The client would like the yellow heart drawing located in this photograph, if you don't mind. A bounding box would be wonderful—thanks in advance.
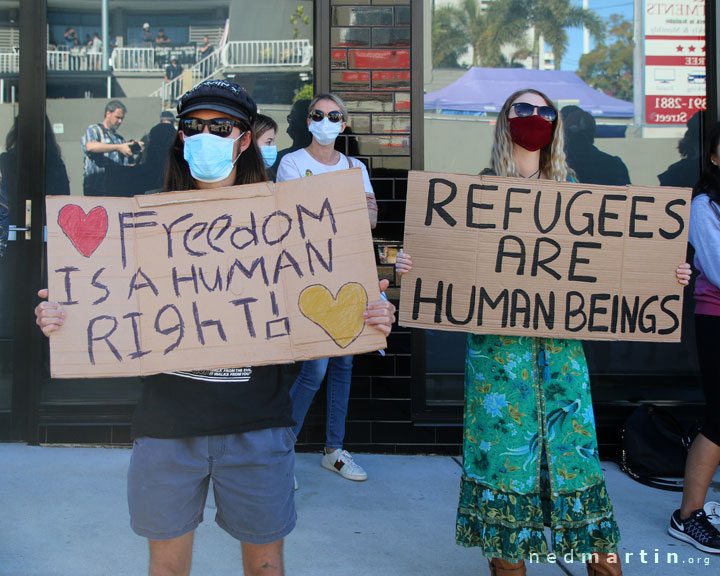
[298,283,368,348]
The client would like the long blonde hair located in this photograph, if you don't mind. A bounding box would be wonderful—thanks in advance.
[488,89,569,182]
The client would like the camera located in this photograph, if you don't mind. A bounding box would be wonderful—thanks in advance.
[129,140,142,154]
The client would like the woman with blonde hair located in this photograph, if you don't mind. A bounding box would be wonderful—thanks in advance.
[397,88,691,576]
[277,92,378,485]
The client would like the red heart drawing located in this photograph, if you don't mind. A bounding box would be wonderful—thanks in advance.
[58,205,109,258]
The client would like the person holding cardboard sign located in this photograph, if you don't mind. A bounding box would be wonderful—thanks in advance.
[276,93,378,485]
[35,80,396,576]
[668,122,720,554]
[396,89,691,576]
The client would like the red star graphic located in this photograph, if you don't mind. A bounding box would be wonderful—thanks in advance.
[688,45,696,52]
[676,45,684,52]
[702,45,706,52]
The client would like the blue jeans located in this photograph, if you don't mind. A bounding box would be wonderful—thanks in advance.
[289,355,353,450]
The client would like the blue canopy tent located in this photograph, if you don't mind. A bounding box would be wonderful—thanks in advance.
[424,67,634,119]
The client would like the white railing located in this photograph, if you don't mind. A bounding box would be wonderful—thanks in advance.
[47,50,104,72]
[110,47,157,72]
[149,40,312,109]
[0,40,313,75]
[149,49,223,108]
[153,75,185,107]
[195,49,222,82]
[1,50,104,73]
[223,39,312,68]
[0,52,19,74]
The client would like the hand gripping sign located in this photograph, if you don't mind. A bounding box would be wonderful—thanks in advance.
[399,172,691,342]
[46,169,385,378]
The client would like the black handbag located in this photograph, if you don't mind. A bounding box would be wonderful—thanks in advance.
[620,404,695,492]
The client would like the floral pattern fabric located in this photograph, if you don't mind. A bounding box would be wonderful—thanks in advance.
[456,334,620,562]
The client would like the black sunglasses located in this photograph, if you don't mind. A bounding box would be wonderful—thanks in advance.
[179,117,244,138]
[511,102,557,122]
[308,109,344,123]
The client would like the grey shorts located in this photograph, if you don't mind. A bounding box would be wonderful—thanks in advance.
[127,428,296,544]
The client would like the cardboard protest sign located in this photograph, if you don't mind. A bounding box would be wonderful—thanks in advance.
[399,171,691,342]
[46,169,385,378]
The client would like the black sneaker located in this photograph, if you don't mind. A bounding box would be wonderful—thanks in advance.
[668,509,720,553]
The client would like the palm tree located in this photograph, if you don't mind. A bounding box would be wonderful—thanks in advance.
[432,4,472,67]
[453,0,532,68]
[530,0,604,69]
[476,0,534,67]
[432,0,602,71]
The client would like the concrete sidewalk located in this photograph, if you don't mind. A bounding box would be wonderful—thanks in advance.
[1,444,719,576]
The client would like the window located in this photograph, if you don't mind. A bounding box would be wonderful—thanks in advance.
[418,0,707,416]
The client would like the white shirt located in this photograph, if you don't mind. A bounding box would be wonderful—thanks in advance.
[276,148,374,196]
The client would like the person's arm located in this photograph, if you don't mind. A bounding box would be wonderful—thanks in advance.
[689,197,720,288]
[364,279,396,336]
[83,126,133,156]
[395,250,412,276]
[675,263,691,285]
[352,158,378,229]
[85,139,133,156]
[35,289,65,337]
[366,193,378,229]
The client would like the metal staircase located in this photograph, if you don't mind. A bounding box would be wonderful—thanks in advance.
[149,39,313,110]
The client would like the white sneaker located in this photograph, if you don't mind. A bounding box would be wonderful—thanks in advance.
[321,449,367,481]
[704,501,720,525]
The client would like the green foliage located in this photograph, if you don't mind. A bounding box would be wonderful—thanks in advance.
[530,0,604,70]
[293,83,313,103]
[430,0,602,70]
[478,0,533,67]
[290,5,310,40]
[578,14,633,101]
[432,6,471,67]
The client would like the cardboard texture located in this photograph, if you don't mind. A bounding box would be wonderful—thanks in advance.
[46,169,385,378]
[399,172,691,342]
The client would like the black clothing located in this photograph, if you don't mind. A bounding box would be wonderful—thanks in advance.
[565,141,631,186]
[165,63,184,81]
[658,156,702,188]
[696,314,720,447]
[132,365,297,439]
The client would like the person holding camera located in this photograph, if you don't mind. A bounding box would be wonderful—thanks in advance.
[81,99,143,196]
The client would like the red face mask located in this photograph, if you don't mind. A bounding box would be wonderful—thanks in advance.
[508,115,553,152]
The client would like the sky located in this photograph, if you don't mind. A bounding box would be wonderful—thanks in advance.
[562,0,635,71]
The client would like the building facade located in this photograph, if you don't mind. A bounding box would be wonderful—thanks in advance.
[1,0,718,458]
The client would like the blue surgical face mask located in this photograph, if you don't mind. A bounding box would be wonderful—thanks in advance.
[182,132,245,183]
[309,118,343,146]
[260,145,277,167]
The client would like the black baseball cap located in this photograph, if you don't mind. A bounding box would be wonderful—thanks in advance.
[176,80,257,124]
[160,110,175,122]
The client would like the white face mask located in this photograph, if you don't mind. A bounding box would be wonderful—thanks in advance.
[260,145,277,167]
[309,118,343,146]
[182,132,244,183]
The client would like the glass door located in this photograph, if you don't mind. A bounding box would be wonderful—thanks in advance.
[30,0,314,443]
[0,1,20,440]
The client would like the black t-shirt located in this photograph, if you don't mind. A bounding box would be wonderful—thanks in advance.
[132,364,297,439]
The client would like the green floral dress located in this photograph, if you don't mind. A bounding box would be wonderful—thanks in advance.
[456,334,620,562]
